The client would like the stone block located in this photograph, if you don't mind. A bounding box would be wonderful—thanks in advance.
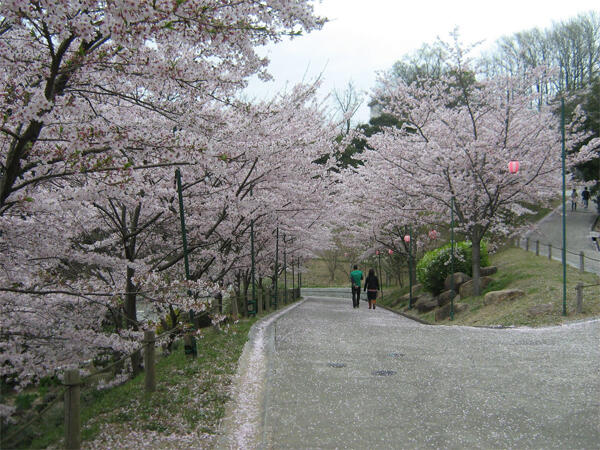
[444,272,471,291]
[483,289,525,305]
[527,303,553,317]
[480,266,498,276]
[437,289,457,307]
[459,277,493,298]
[411,284,423,296]
[414,292,437,313]
[435,302,468,321]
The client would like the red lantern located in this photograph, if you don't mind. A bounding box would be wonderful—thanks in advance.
[388,249,393,255]
[508,160,519,174]
[375,250,379,255]
[428,230,438,240]
[404,235,410,243]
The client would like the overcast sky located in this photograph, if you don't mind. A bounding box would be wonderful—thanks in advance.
[244,0,599,124]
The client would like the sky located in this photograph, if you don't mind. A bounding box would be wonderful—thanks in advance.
[244,0,599,124]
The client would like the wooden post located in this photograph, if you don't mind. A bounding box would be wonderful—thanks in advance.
[144,331,156,393]
[576,282,584,313]
[548,243,552,260]
[535,240,540,256]
[265,288,271,312]
[241,294,247,318]
[184,333,196,358]
[579,252,584,273]
[64,369,81,450]
[257,289,263,314]
[525,237,530,251]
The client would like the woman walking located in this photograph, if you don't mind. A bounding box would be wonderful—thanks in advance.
[363,268,380,310]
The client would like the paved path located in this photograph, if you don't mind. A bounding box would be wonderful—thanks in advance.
[220,294,600,449]
[520,206,600,275]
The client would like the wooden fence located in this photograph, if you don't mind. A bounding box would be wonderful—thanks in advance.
[3,288,302,449]
[516,237,600,311]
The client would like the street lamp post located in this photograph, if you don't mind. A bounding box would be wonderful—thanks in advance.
[376,250,384,300]
[387,249,394,289]
[297,257,301,297]
[274,227,279,309]
[250,210,256,317]
[404,229,412,309]
[561,98,567,316]
[450,196,455,321]
[291,256,295,299]
[283,234,287,304]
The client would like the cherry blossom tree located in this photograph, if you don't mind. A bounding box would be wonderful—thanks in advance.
[0,0,334,421]
[352,40,594,296]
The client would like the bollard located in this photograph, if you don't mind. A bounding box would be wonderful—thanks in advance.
[535,240,539,256]
[526,237,530,251]
[144,331,156,393]
[64,369,81,450]
[548,243,552,260]
[576,282,584,313]
[579,252,584,273]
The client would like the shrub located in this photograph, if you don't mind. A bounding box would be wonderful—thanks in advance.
[416,241,489,295]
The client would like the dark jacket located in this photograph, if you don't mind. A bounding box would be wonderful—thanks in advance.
[364,274,380,291]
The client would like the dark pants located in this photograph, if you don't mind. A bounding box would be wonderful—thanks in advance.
[352,285,361,308]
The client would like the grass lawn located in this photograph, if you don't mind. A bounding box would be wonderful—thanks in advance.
[302,257,408,289]
[4,318,258,449]
[384,247,600,327]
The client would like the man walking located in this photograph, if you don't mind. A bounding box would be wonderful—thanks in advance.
[581,187,590,209]
[350,265,363,309]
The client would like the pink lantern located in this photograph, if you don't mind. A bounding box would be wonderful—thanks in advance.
[388,249,393,255]
[375,250,380,255]
[404,235,410,243]
[428,230,438,240]
[508,160,519,174]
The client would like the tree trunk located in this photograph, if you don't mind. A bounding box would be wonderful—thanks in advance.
[471,228,483,296]
[125,266,138,330]
[230,274,240,319]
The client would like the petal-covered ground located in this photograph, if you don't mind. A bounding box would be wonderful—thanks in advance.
[221,294,600,449]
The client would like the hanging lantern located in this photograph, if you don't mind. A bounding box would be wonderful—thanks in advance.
[428,230,438,240]
[508,160,520,174]
[375,250,380,255]
[388,249,393,255]
[404,235,410,243]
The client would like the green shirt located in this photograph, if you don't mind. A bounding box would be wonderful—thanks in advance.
[350,270,363,287]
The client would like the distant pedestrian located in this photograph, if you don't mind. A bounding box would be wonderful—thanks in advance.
[363,268,380,310]
[349,265,363,308]
[581,187,590,209]
[571,189,578,211]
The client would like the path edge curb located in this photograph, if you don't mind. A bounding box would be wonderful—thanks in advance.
[377,303,433,325]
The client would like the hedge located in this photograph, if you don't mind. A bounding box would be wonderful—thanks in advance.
[416,241,489,295]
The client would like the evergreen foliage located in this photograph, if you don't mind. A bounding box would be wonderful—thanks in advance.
[416,241,489,295]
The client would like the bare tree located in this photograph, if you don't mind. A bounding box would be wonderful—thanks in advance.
[333,80,363,135]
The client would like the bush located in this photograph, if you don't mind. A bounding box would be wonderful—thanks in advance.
[416,241,489,295]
